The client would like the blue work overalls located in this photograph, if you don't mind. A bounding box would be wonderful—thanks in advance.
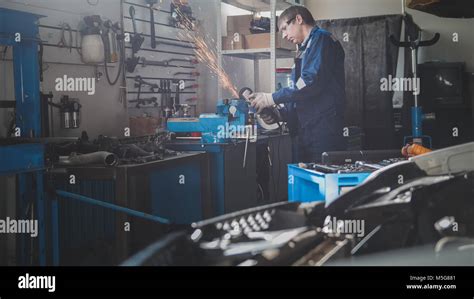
[273,26,347,163]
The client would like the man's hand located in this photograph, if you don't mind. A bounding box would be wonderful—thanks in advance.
[249,93,275,114]
[260,107,282,125]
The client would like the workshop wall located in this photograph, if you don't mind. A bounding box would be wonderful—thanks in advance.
[306,0,474,72]
[0,0,127,139]
[0,0,215,138]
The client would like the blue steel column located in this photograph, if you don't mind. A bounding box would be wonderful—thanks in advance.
[1,8,46,265]
[17,173,27,266]
[35,171,45,265]
[52,196,60,266]
[0,8,44,137]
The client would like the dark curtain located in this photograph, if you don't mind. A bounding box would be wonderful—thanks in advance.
[316,15,403,150]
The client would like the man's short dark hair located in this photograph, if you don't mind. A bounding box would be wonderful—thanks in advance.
[279,6,316,28]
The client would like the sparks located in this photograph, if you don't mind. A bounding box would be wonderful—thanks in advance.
[175,7,239,98]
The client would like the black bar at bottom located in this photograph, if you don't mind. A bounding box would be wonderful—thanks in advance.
[0,267,472,297]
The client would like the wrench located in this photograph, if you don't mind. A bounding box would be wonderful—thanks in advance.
[146,0,158,49]
[129,6,144,54]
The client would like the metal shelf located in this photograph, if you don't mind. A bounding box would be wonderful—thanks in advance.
[222,0,293,12]
[217,0,281,97]
[222,48,295,60]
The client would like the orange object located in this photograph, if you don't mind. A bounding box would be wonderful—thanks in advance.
[402,144,432,157]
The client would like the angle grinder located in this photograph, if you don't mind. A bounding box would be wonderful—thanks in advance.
[239,87,281,131]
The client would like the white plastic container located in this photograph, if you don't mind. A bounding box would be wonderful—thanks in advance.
[81,34,105,64]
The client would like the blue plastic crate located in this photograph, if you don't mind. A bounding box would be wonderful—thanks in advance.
[288,165,371,204]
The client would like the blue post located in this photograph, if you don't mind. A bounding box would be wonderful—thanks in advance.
[35,171,46,266]
[1,8,46,266]
[17,173,27,266]
[411,106,423,138]
[52,197,60,266]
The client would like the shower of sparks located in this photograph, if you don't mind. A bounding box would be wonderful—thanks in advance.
[176,6,239,98]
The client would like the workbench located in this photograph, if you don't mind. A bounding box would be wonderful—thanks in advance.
[167,140,257,215]
[167,133,292,215]
[51,152,210,265]
[256,133,292,203]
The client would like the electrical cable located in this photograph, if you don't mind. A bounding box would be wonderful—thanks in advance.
[103,40,123,85]
[103,26,124,86]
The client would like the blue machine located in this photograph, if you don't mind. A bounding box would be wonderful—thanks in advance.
[288,165,371,205]
[167,99,253,143]
[0,8,47,266]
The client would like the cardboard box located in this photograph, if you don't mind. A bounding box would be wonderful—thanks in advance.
[222,33,246,50]
[227,15,253,36]
[129,117,161,136]
[244,33,296,51]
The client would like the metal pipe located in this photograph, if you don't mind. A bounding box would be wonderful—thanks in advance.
[58,151,118,167]
[411,48,418,107]
[56,190,170,224]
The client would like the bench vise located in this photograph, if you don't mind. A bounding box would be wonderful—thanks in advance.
[167,98,255,144]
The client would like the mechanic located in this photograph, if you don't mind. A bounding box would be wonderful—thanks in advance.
[249,6,347,163]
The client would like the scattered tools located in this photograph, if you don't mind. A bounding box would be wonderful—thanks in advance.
[129,6,144,55]
[146,0,158,49]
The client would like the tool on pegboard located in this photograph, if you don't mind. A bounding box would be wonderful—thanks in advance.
[129,6,144,54]
[173,71,200,77]
[146,0,158,49]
